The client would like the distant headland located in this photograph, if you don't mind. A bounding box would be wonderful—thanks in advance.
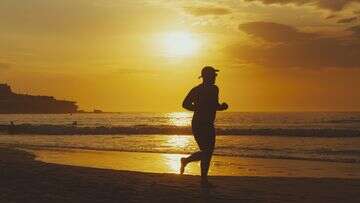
[0,83,78,114]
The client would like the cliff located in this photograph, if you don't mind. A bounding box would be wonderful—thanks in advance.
[0,84,78,114]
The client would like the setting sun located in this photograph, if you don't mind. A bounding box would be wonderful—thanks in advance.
[161,32,200,57]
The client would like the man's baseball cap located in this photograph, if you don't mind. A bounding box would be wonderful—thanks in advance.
[199,66,219,79]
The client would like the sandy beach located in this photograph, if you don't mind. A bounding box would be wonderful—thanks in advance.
[1,147,360,203]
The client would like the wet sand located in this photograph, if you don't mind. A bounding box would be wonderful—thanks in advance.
[29,148,360,179]
[1,147,360,202]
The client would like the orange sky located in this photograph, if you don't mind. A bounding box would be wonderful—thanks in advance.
[1,0,360,112]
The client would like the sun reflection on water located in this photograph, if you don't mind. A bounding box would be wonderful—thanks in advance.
[166,112,192,126]
[162,154,184,173]
[166,136,191,148]
[161,153,199,175]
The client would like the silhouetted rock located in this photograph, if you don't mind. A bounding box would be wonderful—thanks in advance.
[0,83,78,114]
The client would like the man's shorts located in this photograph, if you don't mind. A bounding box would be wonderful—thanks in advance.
[191,122,215,153]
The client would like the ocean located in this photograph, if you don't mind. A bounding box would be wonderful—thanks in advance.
[0,112,360,165]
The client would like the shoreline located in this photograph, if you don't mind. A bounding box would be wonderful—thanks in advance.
[1,147,360,202]
[27,147,360,179]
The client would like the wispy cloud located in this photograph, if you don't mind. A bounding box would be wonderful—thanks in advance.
[227,21,360,69]
[325,14,337,19]
[244,0,360,11]
[183,5,231,16]
[337,16,358,23]
[238,21,316,42]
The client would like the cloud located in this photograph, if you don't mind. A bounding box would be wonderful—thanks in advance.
[325,14,337,19]
[227,21,360,69]
[183,5,231,16]
[337,16,358,23]
[238,22,316,42]
[243,0,360,11]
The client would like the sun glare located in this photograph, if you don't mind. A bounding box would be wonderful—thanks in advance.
[161,32,200,57]
[167,112,192,126]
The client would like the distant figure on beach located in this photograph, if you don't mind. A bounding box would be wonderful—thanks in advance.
[180,66,228,187]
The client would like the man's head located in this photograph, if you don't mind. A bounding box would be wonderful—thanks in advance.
[199,66,219,85]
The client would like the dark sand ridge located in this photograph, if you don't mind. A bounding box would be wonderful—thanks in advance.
[1,147,360,203]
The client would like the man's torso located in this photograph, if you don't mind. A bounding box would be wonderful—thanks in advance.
[192,84,218,125]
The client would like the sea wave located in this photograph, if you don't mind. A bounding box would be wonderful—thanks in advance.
[326,118,360,124]
[1,124,360,137]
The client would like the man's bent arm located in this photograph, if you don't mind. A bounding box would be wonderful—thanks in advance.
[182,88,196,111]
[215,86,227,111]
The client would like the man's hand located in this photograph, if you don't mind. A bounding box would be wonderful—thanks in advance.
[219,102,228,111]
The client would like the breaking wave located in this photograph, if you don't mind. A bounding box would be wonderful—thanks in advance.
[1,124,360,137]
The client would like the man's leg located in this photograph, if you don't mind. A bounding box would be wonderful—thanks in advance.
[180,126,203,174]
[180,150,201,174]
[181,143,215,179]
[180,124,216,178]
[199,126,215,186]
[200,135,215,184]
[184,151,202,162]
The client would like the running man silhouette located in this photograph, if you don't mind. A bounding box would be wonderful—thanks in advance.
[180,66,228,187]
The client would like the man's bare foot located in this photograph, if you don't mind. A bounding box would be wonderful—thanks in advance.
[180,157,187,175]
